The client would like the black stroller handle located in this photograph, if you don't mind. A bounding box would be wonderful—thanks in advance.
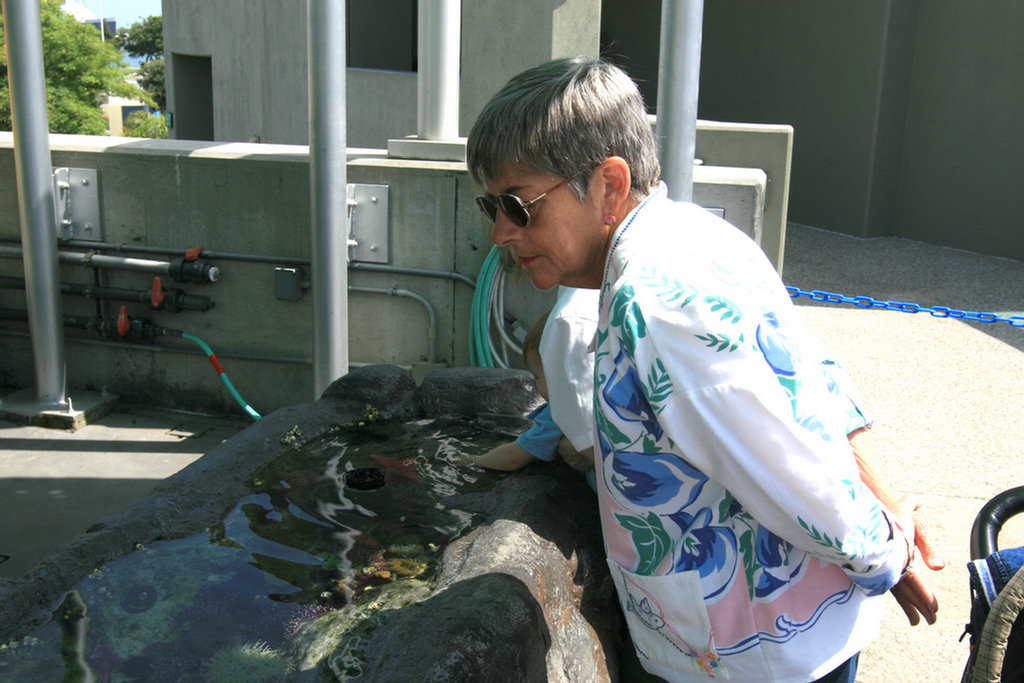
[970,485,1024,561]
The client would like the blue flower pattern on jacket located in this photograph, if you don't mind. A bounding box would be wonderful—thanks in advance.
[602,340,664,444]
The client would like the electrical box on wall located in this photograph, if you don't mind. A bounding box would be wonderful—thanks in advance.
[347,183,389,264]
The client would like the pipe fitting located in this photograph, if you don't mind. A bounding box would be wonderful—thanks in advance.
[169,258,221,284]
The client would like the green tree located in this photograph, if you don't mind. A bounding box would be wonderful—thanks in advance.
[123,110,167,139]
[0,0,149,135]
[114,15,162,63]
[138,57,165,110]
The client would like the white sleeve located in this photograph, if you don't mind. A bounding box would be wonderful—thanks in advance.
[539,288,599,451]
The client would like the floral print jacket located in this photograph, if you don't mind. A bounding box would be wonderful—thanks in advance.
[594,186,906,683]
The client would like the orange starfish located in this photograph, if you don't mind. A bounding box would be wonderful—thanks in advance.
[369,454,423,483]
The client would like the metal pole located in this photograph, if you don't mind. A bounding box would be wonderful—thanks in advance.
[2,0,69,409]
[308,0,349,397]
[656,0,704,203]
[417,0,461,140]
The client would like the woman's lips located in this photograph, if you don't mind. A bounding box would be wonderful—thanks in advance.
[519,255,537,267]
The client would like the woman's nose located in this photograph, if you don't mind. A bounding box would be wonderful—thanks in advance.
[490,214,522,247]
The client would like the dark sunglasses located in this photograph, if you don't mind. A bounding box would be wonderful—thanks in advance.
[475,167,588,228]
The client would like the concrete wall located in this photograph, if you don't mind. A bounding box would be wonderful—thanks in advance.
[696,1,918,242]
[163,0,312,145]
[690,0,1023,260]
[0,135,485,415]
[892,3,1024,257]
[459,0,601,136]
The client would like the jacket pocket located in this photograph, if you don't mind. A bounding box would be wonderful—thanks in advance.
[608,558,727,680]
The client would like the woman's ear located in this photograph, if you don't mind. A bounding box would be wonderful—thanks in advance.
[597,156,633,221]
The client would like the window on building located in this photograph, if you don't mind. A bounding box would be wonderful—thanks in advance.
[171,53,214,141]
[347,0,417,72]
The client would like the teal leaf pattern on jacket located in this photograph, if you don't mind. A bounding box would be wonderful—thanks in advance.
[615,511,672,575]
[645,358,672,412]
[798,517,849,560]
[705,295,742,323]
[639,267,698,308]
[609,285,646,356]
[696,332,744,353]
[797,479,889,569]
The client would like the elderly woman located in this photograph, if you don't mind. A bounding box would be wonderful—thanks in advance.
[467,57,938,683]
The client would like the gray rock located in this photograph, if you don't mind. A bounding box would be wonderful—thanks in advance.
[351,573,551,683]
[320,364,419,419]
[435,468,618,683]
[417,366,542,417]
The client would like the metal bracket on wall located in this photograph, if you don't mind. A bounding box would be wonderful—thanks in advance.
[52,167,102,242]
[347,183,389,264]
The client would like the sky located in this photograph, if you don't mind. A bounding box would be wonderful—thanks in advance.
[77,0,162,28]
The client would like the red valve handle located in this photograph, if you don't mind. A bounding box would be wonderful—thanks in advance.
[116,306,130,336]
[150,277,165,308]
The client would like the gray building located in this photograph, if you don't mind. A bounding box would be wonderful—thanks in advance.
[162,0,1024,260]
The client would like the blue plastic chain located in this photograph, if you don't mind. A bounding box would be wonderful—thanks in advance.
[785,286,1024,328]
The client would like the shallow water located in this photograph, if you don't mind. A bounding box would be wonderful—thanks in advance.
[0,417,510,682]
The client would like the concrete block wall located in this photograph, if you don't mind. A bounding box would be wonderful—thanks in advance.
[0,135,487,415]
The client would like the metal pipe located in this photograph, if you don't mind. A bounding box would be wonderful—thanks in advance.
[0,245,166,272]
[417,0,461,140]
[59,250,173,274]
[0,276,215,313]
[350,286,438,363]
[2,0,68,408]
[0,245,220,282]
[308,0,349,396]
[58,239,311,265]
[656,0,704,203]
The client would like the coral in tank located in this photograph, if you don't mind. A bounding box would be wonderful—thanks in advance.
[200,640,292,683]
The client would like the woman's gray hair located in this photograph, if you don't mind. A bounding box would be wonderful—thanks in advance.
[466,57,660,201]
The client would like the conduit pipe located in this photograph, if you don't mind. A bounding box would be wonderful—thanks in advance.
[417,0,461,140]
[2,0,68,408]
[308,0,349,396]
[656,0,704,202]
[349,286,437,363]
[56,240,478,288]
[351,262,475,288]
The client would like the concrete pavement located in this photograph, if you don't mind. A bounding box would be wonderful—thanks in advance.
[0,407,249,577]
[783,223,1024,683]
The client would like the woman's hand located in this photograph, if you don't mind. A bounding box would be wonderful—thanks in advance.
[848,429,943,626]
[889,494,943,625]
